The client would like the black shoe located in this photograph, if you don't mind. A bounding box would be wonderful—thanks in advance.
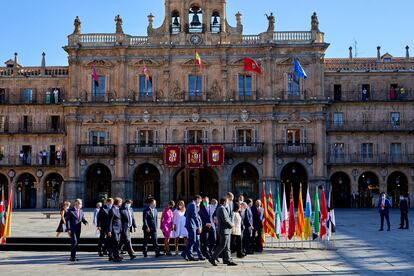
[198,256,206,261]
[70,258,76,262]
[143,252,148,258]
[155,252,162,258]
[208,258,218,266]
[98,253,104,257]
[108,257,114,261]
[405,227,409,229]
[130,255,136,260]
[187,256,197,261]
[215,258,220,263]
[166,252,172,256]
[398,226,403,229]
[387,228,390,231]
[379,229,383,231]
[181,252,188,261]
[227,261,238,266]
[237,254,245,258]
[120,251,126,255]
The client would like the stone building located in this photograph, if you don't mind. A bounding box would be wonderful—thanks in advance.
[0,0,413,208]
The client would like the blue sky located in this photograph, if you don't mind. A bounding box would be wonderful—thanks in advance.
[1,0,412,66]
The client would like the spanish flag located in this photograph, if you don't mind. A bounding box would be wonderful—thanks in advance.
[261,181,268,245]
[1,187,12,244]
[195,51,203,73]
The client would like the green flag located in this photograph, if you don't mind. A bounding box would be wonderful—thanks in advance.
[313,186,320,239]
[275,188,282,238]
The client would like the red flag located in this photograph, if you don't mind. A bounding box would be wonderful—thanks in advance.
[320,186,328,239]
[287,188,296,240]
[244,57,262,74]
[261,182,268,245]
[92,64,99,87]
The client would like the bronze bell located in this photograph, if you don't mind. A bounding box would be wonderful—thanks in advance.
[212,15,219,25]
[190,13,201,26]
[173,16,179,26]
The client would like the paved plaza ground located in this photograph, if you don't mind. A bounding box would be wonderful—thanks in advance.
[0,209,413,275]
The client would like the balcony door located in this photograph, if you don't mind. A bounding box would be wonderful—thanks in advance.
[89,131,107,146]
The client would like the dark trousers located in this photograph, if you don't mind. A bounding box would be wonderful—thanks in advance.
[98,230,108,254]
[380,212,390,230]
[231,234,243,257]
[400,212,409,228]
[252,228,263,252]
[143,231,159,254]
[109,232,121,260]
[211,233,231,263]
[200,226,216,258]
[120,229,134,256]
[242,228,252,253]
[70,229,81,260]
[185,229,202,258]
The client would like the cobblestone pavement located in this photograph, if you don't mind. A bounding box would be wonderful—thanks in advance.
[0,209,413,275]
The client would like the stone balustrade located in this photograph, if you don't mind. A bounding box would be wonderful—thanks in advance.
[0,67,68,77]
[325,58,414,72]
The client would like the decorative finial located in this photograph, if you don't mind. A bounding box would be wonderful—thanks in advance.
[115,14,123,34]
[73,16,81,34]
[14,52,18,67]
[377,46,381,61]
[311,12,319,32]
[406,45,410,60]
[349,46,353,60]
[41,52,46,67]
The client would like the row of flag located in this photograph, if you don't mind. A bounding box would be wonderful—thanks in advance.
[91,54,308,83]
[261,182,335,245]
[0,186,13,244]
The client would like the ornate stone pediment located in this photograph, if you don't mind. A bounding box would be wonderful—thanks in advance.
[278,111,311,124]
[181,59,210,67]
[230,118,261,124]
[277,57,311,66]
[230,58,245,66]
[83,119,114,125]
[129,59,162,67]
[130,119,162,125]
[84,60,114,68]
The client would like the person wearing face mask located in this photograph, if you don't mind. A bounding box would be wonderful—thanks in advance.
[97,197,114,257]
[160,200,175,255]
[251,199,264,253]
[399,195,409,229]
[107,197,123,262]
[208,199,218,251]
[66,198,88,262]
[120,199,137,260]
[142,199,161,257]
[183,195,204,261]
[377,193,391,231]
[199,196,215,259]
[171,200,188,255]
[242,199,254,255]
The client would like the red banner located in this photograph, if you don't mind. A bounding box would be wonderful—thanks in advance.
[185,145,204,168]
[164,145,181,167]
[207,145,225,167]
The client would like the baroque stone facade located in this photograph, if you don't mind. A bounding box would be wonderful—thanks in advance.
[0,0,413,208]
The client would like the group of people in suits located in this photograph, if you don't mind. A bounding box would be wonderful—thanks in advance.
[377,193,410,231]
[63,192,266,265]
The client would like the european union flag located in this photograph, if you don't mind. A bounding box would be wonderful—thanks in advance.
[294,58,308,79]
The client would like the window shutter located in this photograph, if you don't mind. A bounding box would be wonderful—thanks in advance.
[28,116,33,130]
[184,129,188,143]
[232,128,236,142]
[303,129,307,143]
[88,131,92,144]
[106,131,111,144]
[155,130,160,144]
[203,129,208,143]
[136,129,140,144]
[283,72,288,99]
[253,128,258,142]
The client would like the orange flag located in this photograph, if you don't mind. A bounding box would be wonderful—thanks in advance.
[261,181,268,245]
[296,184,305,239]
[1,187,12,244]
[195,51,203,73]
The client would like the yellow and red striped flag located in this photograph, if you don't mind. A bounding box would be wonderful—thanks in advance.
[267,188,276,238]
[296,184,305,239]
[1,187,12,244]
[261,181,268,245]
[195,51,203,73]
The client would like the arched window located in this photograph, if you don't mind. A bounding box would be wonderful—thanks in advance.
[189,5,203,33]
[171,10,180,34]
[211,11,220,33]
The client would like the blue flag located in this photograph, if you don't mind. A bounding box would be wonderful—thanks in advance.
[294,58,308,79]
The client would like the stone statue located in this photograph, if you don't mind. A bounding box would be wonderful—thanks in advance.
[115,15,123,34]
[311,12,319,32]
[172,80,182,99]
[265,13,275,32]
[73,16,81,34]
[209,79,221,99]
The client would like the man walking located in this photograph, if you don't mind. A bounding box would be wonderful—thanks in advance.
[183,195,204,261]
[242,199,254,254]
[120,199,137,259]
[399,195,409,229]
[66,199,88,262]
[142,199,161,257]
[378,193,391,231]
[96,197,113,257]
[209,197,237,266]
[108,197,123,262]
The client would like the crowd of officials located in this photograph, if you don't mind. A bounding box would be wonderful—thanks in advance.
[57,193,266,266]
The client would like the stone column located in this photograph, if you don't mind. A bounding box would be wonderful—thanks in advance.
[36,181,43,209]
[64,180,83,203]
[160,171,170,207]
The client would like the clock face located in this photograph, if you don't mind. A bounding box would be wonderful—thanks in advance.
[190,35,202,45]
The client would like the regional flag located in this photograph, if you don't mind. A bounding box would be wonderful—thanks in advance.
[296,184,305,240]
[294,58,308,79]
[327,185,336,240]
[313,186,320,240]
[92,64,99,87]
[195,51,203,73]
[0,187,4,240]
[275,188,282,238]
[266,188,276,238]
[1,187,12,244]
[320,186,328,239]
[281,184,288,237]
[261,181,268,245]
[304,186,312,240]
[287,188,295,240]
[244,57,262,74]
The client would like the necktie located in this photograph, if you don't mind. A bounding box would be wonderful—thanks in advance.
[76,209,80,220]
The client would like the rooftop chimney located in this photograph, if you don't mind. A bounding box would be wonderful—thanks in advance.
[349,46,353,61]
[41,52,46,67]
[14,52,18,67]
[377,46,381,61]
[406,45,410,60]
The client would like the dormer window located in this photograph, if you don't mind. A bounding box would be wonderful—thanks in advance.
[171,10,181,34]
[189,6,203,33]
[211,11,221,33]
[384,58,391,63]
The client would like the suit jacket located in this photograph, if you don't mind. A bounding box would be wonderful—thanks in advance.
[108,206,122,235]
[226,201,234,220]
[377,198,391,214]
[120,206,137,233]
[97,204,111,232]
[142,206,158,232]
[216,205,233,235]
[185,201,202,231]
[199,204,211,227]
[66,207,88,233]
[243,207,253,230]
[400,199,409,213]
[251,205,263,230]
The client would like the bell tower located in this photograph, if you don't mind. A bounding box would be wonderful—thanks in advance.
[147,0,243,45]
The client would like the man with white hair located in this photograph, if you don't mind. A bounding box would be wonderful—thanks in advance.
[66,199,89,262]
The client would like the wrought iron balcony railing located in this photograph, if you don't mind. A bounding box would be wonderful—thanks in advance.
[77,144,117,157]
[0,123,65,134]
[328,89,414,102]
[327,153,414,165]
[327,121,414,132]
[0,155,67,167]
[275,143,316,157]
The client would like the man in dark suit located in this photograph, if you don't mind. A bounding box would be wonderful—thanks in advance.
[142,199,161,257]
[66,198,88,262]
[97,197,113,257]
[242,199,254,254]
[120,199,137,259]
[183,195,204,261]
[251,199,264,252]
[226,192,235,219]
[399,195,409,229]
[108,197,123,262]
[209,197,237,266]
[199,196,215,259]
[378,193,391,231]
